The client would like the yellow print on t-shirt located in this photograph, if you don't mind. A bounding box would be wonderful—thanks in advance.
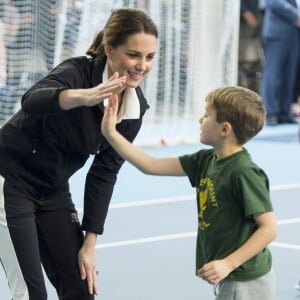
[197,178,218,230]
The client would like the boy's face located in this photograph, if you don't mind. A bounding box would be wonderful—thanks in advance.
[199,105,223,146]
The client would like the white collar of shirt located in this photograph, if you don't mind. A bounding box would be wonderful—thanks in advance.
[103,62,140,124]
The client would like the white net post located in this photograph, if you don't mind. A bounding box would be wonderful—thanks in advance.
[189,0,240,121]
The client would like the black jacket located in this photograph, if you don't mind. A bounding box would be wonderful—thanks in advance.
[0,56,149,234]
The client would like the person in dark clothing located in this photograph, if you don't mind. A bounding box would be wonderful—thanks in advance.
[261,0,300,125]
[0,7,158,300]
[238,0,264,94]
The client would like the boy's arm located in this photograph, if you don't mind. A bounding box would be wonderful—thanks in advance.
[198,211,277,284]
[101,95,186,176]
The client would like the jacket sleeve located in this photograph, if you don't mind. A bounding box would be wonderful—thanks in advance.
[81,118,143,234]
[21,57,90,117]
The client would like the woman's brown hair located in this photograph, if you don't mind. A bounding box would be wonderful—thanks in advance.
[86,8,158,58]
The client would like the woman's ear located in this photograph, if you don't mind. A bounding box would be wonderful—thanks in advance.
[104,45,112,57]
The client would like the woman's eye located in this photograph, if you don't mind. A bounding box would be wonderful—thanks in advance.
[127,53,138,57]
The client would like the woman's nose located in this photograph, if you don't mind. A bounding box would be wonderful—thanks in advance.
[137,58,146,71]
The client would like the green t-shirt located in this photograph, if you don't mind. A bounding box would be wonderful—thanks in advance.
[179,148,273,281]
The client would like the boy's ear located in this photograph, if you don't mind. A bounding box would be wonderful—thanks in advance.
[220,122,232,136]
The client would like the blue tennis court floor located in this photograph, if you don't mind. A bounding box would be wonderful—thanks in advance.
[0,123,300,299]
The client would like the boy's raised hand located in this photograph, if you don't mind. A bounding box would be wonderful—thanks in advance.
[101,94,119,138]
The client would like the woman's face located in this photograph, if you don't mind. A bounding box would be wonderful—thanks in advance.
[105,32,157,88]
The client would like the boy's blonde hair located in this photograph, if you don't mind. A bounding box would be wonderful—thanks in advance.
[206,86,266,145]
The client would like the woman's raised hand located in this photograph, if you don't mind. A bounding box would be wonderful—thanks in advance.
[82,72,126,107]
[59,72,126,110]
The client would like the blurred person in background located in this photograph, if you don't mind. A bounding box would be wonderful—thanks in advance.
[238,0,265,93]
[0,0,34,125]
[0,19,7,91]
[261,0,300,126]
[0,0,20,125]
[291,0,300,117]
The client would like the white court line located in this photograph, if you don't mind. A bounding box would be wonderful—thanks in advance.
[109,194,194,209]
[96,232,197,249]
[278,218,300,225]
[96,218,300,250]
[77,182,300,250]
[271,242,300,250]
[270,182,300,191]
[77,195,193,213]
[77,182,300,213]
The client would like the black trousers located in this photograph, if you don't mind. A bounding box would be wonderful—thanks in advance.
[0,177,94,300]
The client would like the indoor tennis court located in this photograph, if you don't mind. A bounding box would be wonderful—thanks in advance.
[1,1,299,299]
[1,122,299,300]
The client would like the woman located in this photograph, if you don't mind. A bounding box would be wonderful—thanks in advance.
[0,7,158,300]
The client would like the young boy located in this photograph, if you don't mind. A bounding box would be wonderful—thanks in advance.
[101,86,278,300]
